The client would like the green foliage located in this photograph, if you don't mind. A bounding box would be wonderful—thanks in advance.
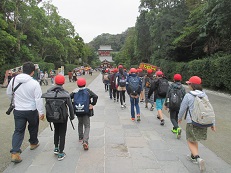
[37,62,55,73]
[64,64,77,74]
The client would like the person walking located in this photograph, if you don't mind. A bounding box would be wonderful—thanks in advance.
[49,70,55,85]
[127,68,142,121]
[116,65,128,109]
[68,71,73,82]
[109,68,119,102]
[6,62,44,163]
[70,78,98,150]
[42,75,75,161]
[178,76,216,172]
[164,74,186,139]
[148,71,169,126]
[143,69,155,110]
[137,68,145,103]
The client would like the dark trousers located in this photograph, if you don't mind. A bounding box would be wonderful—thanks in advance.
[53,119,68,153]
[112,89,118,100]
[120,90,126,105]
[104,83,109,91]
[170,110,179,129]
[11,110,39,153]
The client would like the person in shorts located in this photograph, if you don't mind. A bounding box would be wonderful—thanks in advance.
[178,76,216,172]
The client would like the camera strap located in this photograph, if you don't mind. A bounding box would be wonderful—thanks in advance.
[10,77,22,104]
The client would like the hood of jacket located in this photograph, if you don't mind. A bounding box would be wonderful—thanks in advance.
[190,90,206,97]
[129,73,137,77]
[14,73,33,83]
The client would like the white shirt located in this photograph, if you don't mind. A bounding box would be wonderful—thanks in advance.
[6,73,44,115]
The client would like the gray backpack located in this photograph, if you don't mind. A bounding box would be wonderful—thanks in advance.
[189,94,215,127]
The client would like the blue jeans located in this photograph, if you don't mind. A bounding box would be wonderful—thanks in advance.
[130,96,140,118]
[11,110,39,153]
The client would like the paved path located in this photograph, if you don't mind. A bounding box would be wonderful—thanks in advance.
[4,74,231,173]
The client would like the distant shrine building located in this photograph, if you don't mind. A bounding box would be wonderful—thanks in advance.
[98,45,114,68]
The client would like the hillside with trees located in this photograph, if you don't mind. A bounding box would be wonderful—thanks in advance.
[0,0,99,83]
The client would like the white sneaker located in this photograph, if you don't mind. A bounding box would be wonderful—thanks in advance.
[121,105,125,109]
[197,158,206,172]
[123,103,126,108]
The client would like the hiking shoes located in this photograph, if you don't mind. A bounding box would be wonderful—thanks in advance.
[54,148,59,155]
[30,143,40,150]
[58,152,66,161]
[11,153,22,163]
[160,119,165,126]
[176,128,182,139]
[137,116,141,122]
[83,142,89,150]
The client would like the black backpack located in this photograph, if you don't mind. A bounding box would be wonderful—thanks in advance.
[157,78,169,97]
[45,98,67,123]
[168,86,184,111]
[118,74,127,87]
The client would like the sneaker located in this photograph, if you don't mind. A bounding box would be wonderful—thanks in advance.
[131,117,135,121]
[117,99,119,102]
[83,142,89,150]
[197,158,206,172]
[11,153,22,163]
[137,116,141,122]
[58,152,66,161]
[150,105,154,111]
[145,105,148,108]
[79,137,83,142]
[54,148,59,155]
[140,100,144,103]
[123,103,126,108]
[157,116,160,120]
[171,128,177,133]
[30,143,40,150]
[121,105,125,109]
[114,98,116,102]
[187,154,198,164]
[176,128,182,139]
[160,119,165,126]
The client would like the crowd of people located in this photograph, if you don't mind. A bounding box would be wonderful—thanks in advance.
[101,64,216,172]
[6,61,216,172]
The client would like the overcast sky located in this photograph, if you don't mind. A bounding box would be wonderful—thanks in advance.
[47,0,140,43]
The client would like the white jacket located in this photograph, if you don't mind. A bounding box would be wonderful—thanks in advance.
[6,73,44,115]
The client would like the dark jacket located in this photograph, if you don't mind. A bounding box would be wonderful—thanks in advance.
[42,85,75,120]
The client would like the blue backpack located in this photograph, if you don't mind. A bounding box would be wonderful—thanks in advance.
[73,89,90,115]
[128,76,140,96]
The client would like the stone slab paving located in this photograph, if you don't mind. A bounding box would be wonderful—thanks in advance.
[4,74,231,173]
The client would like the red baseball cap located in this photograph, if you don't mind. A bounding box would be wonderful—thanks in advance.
[130,68,137,73]
[147,69,152,74]
[77,78,86,87]
[55,75,65,85]
[156,71,163,76]
[186,76,202,84]
[174,74,182,81]
[118,65,123,69]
